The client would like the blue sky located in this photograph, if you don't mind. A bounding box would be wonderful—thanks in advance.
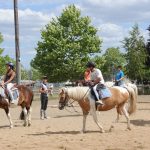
[0,0,150,69]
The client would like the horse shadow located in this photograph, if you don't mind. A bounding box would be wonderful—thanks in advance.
[27,130,101,136]
[53,114,82,118]
[130,119,150,127]
[0,125,10,129]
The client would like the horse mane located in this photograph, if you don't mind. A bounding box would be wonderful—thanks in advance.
[62,86,90,101]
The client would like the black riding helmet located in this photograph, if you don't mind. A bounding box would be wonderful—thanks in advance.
[42,76,48,80]
[6,62,14,70]
[86,61,96,68]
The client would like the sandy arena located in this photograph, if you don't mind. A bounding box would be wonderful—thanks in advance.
[0,95,150,150]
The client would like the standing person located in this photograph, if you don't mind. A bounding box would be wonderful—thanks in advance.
[39,76,49,119]
[0,62,17,104]
[115,65,125,87]
[86,61,105,105]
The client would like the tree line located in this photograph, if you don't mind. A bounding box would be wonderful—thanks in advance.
[0,5,150,83]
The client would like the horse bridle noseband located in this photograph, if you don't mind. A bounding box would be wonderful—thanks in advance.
[59,92,69,108]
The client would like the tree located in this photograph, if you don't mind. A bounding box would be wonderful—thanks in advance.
[31,5,102,82]
[0,33,14,76]
[146,25,150,67]
[102,47,126,80]
[144,25,150,82]
[30,68,42,81]
[122,24,147,81]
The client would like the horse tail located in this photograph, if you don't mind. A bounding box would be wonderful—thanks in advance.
[126,86,136,115]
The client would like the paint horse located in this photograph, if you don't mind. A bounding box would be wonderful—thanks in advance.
[59,86,137,133]
[0,85,33,128]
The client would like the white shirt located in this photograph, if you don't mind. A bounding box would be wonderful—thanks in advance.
[90,68,105,84]
[41,83,48,94]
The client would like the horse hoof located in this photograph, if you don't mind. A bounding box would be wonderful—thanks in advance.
[23,123,27,127]
[28,123,31,127]
[100,130,105,133]
[10,125,13,129]
[127,127,131,131]
[80,130,85,134]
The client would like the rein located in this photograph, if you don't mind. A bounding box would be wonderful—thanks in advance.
[82,87,90,102]
[64,99,80,113]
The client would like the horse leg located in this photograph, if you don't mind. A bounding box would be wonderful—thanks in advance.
[115,107,120,123]
[122,105,131,130]
[27,107,32,126]
[90,100,104,133]
[115,113,120,123]
[109,106,122,132]
[4,107,13,128]
[23,107,28,126]
[81,113,88,133]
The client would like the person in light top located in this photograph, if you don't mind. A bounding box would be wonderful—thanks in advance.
[39,76,49,119]
[86,62,105,105]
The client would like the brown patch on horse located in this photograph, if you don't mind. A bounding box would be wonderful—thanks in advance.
[0,96,10,109]
[97,87,129,112]
[17,85,33,106]
[78,99,90,115]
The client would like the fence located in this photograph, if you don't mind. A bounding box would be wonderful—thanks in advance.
[137,85,150,95]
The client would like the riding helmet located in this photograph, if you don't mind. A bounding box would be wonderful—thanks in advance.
[6,62,14,69]
[86,61,96,68]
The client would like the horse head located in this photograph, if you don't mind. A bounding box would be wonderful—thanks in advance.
[58,87,69,110]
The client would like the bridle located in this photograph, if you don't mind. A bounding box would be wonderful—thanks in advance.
[59,92,69,110]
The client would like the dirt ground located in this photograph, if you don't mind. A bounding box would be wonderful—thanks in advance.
[0,95,150,150]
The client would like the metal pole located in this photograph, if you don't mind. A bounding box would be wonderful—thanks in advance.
[14,0,21,85]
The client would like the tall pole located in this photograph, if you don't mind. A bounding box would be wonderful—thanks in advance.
[14,0,21,85]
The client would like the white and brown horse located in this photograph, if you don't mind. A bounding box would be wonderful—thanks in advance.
[59,86,137,133]
[0,95,13,128]
[0,85,33,128]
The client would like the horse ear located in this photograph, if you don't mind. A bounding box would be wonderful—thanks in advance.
[61,89,65,94]
[60,88,65,94]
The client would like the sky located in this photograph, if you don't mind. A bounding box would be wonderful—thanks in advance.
[0,0,150,69]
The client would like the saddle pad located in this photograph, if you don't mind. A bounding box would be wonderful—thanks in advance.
[99,87,112,99]
[0,87,6,97]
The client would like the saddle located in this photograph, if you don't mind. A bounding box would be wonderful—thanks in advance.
[0,86,19,104]
[91,83,112,100]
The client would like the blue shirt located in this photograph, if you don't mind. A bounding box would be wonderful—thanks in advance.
[115,70,124,80]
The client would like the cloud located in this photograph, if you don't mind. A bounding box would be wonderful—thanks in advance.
[82,0,150,23]
[0,0,150,69]
[97,23,127,51]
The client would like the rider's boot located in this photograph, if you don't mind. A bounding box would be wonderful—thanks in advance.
[40,109,44,120]
[43,110,49,119]
[96,99,103,105]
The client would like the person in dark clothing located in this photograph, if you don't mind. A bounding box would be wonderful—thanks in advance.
[39,76,49,119]
[0,62,18,104]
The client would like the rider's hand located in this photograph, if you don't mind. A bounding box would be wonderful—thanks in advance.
[88,81,94,87]
[0,81,4,87]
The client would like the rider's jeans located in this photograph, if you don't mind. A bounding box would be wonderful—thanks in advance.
[92,84,100,101]
[6,83,15,101]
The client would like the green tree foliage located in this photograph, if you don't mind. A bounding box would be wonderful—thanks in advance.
[102,47,126,80]
[146,25,150,67]
[122,24,148,81]
[21,66,29,80]
[31,5,102,82]
[0,33,14,76]
[30,68,42,81]
[145,25,150,81]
